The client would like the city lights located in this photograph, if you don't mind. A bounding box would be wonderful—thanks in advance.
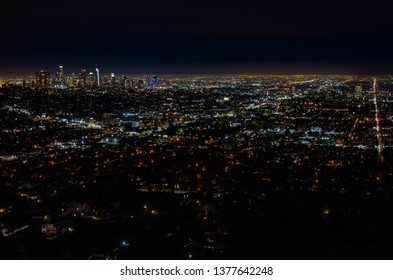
[1,73,393,260]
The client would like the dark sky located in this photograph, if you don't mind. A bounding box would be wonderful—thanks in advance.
[1,0,393,75]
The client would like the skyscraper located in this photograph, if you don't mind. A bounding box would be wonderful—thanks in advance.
[53,66,66,88]
[57,66,65,84]
[66,75,74,88]
[152,75,158,87]
[137,79,144,89]
[146,74,152,89]
[88,72,95,87]
[69,73,78,88]
[79,69,87,87]
[95,66,100,87]
[122,76,128,89]
[111,73,116,85]
[35,70,50,88]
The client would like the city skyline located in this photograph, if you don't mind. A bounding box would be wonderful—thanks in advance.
[2,75,393,259]
[3,65,393,80]
[3,0,393,261]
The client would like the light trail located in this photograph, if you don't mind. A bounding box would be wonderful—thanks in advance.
[349,117,358,141]
[2,225,29,237]
[373,78,383,159]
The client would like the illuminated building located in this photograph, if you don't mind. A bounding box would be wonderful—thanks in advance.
[152,75,158,87]
[146,74,152,89]
[88,72,95,87]
[66,76,72,87]
[57,66,65,85]
[122,76,128,88]
[35,70,50,88]
[95,66,100,87]
[111,73,116,85]
[70,73,78,87]
[137,79,144,89]
[79,69,87,86]
[53,66,67,88]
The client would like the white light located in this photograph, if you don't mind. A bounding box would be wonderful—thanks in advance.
[96,67,100,86]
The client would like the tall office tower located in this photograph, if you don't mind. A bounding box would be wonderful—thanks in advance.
[137,79,144,89]
[57,66,65,85]
[111,73,116,85]
[146,74,152,89]
[79,69,87,86]
[35,70,51,88]
[152,75,158,87]
[66,76,73,87]
[71,73,78,87]
[95,66,100,86]
[88,72,95,87]
[122,76,128,88]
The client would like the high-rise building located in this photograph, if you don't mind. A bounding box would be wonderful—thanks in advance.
[70,73,78,88]
[67,75,73,88]
[122,76,128,89]
[57,66,65,84]
[137,79,144,89]
[79,69,87,87]
[35,70,50,88]
[88,72,95,87]
[146,74,152,89]
[54,66,66,88]
[111,73,116,85]
[152,75,158,87]
[95,66,100,87]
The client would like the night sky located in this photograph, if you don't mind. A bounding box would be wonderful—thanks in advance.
[1,0,393,75]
